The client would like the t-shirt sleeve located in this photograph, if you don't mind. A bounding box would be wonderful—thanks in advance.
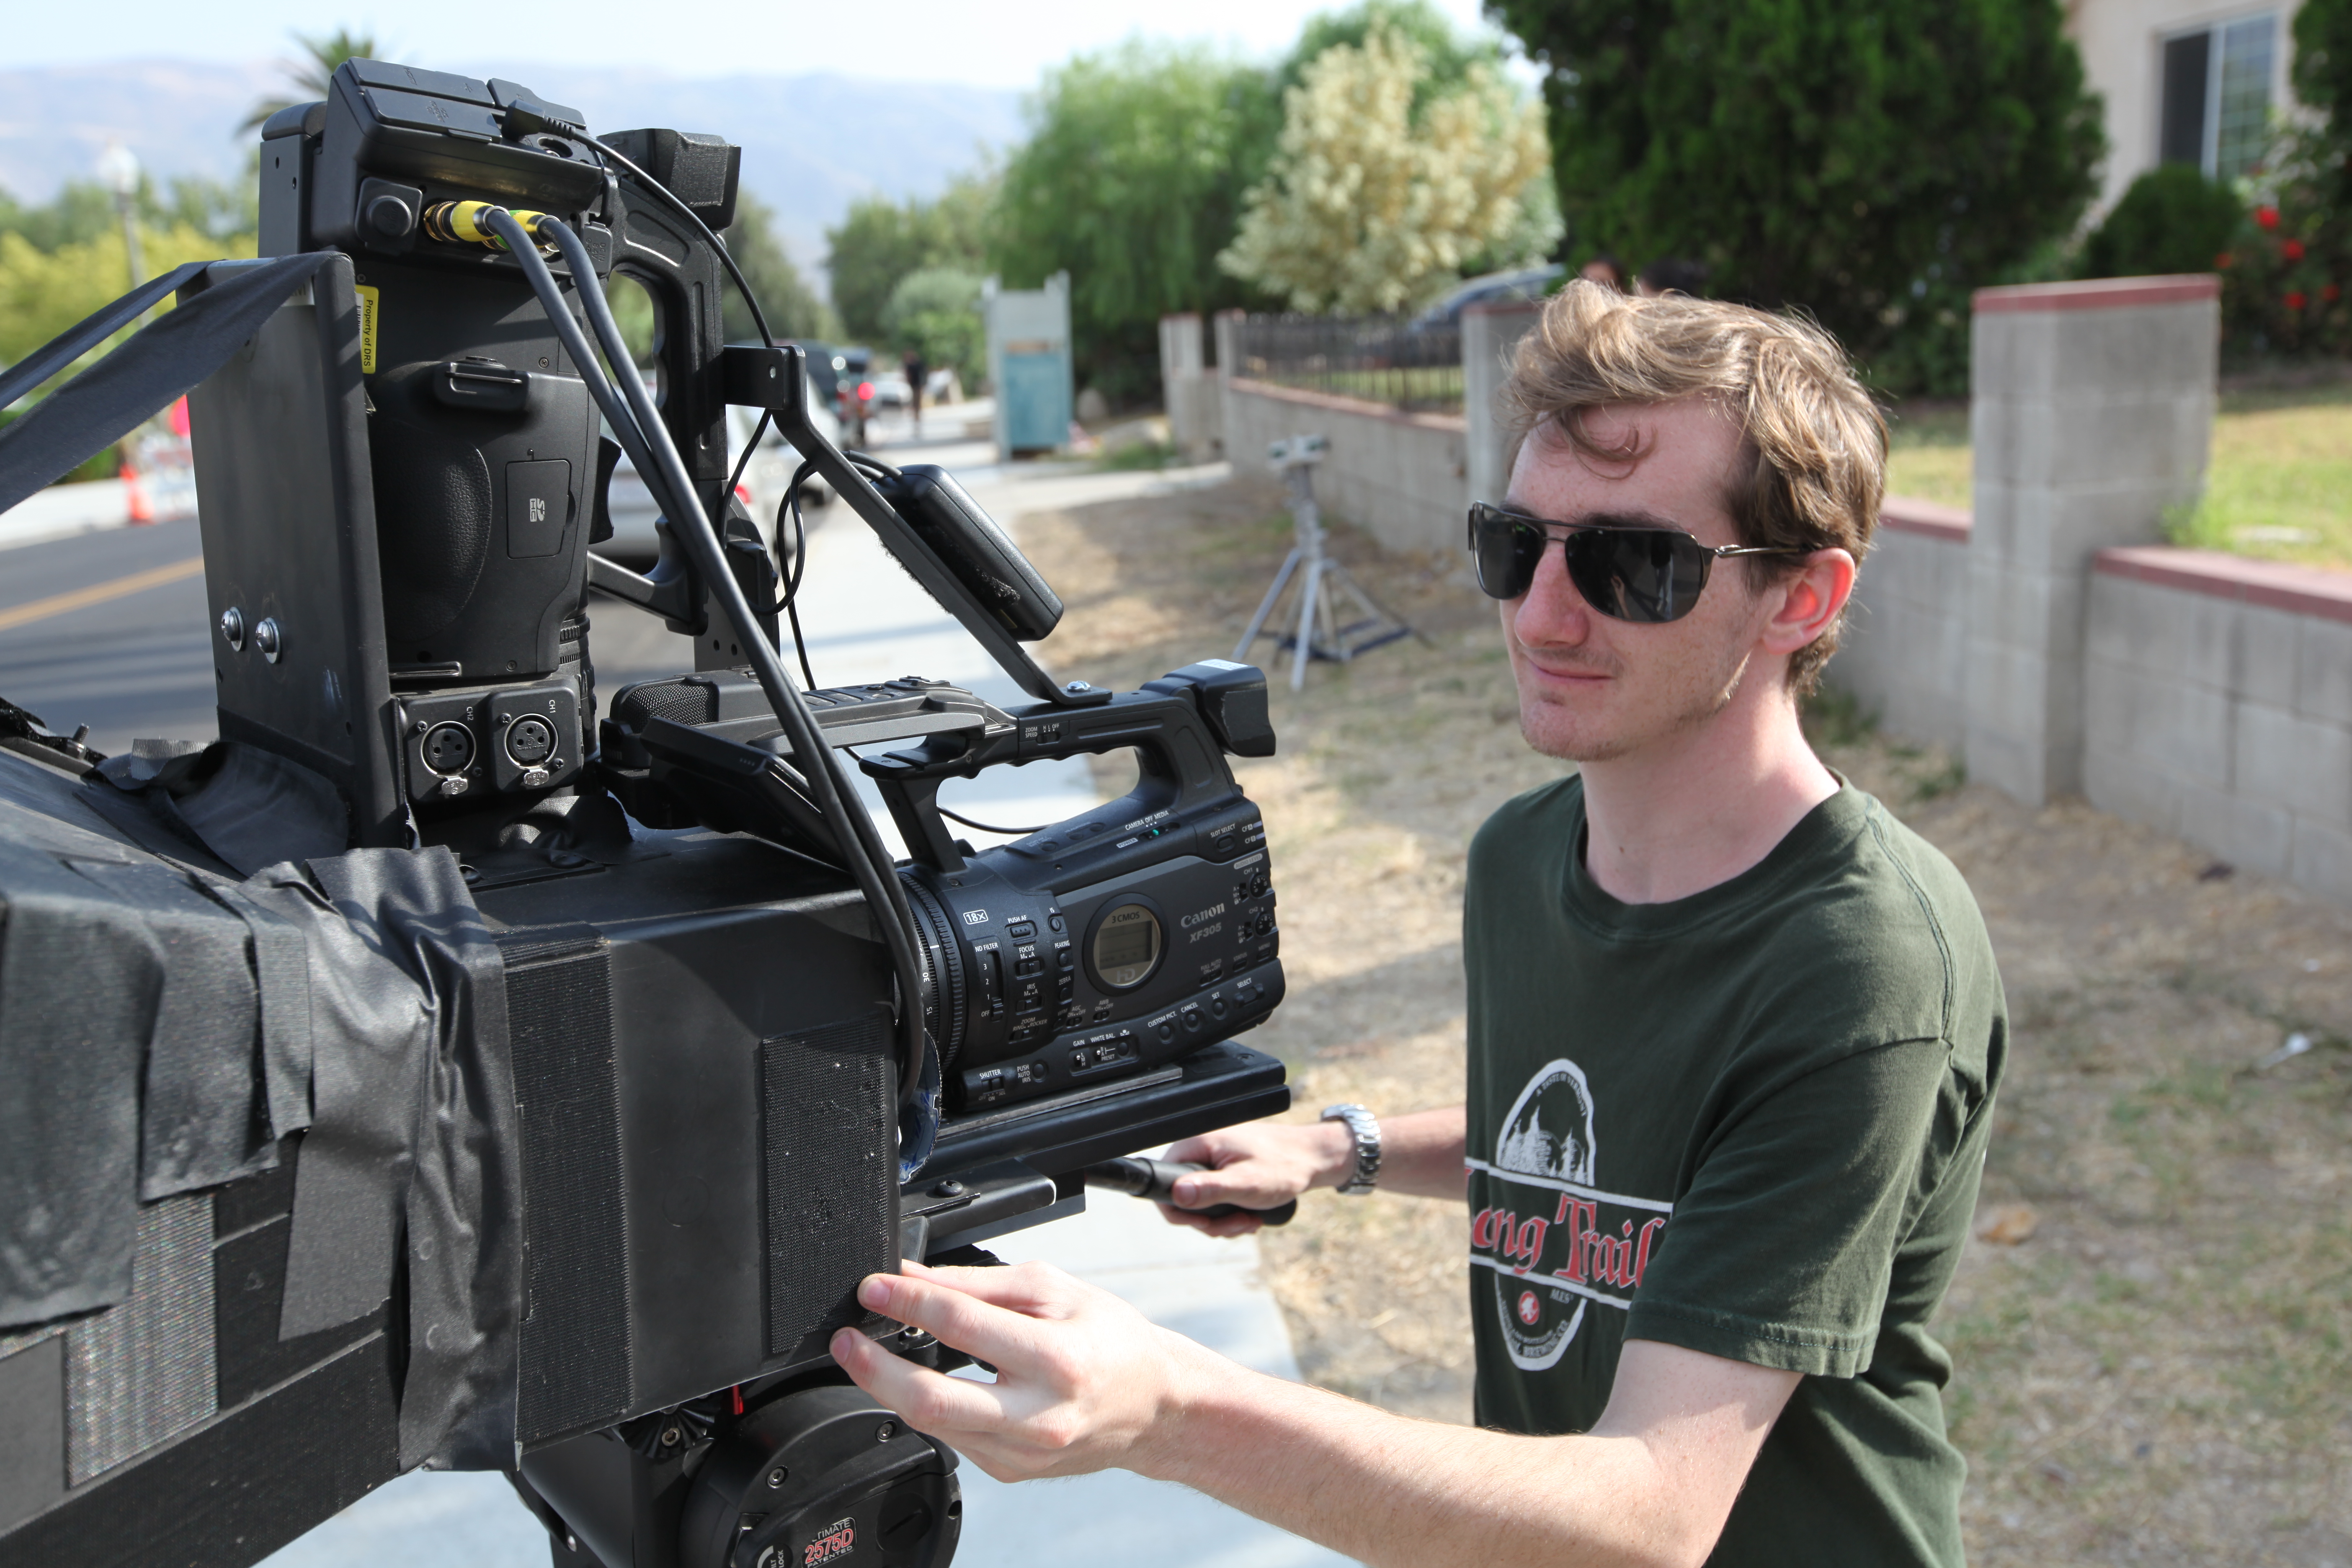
[1621,1036,1958,1378]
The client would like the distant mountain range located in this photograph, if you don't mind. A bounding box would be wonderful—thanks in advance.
[0,59,1023,271]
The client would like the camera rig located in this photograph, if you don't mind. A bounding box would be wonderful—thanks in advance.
[0,59,1292,1568]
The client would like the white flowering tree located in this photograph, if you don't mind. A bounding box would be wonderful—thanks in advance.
[1218,26,1551,315]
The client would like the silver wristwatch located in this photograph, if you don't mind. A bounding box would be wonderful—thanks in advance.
[1320,1104,1382,1195]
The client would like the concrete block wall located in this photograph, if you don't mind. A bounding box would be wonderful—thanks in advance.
[1830,500,1974,751]
[1463,302,1542,505]
[2084,549,2352,902]
[1964,276,2220,805]
[1158,313,1223,462]
[1221,378,1468,557]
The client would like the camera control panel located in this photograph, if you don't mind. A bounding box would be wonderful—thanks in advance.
[902,801,1282,1111]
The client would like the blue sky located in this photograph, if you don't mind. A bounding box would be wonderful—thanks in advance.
[5,0,1521,89]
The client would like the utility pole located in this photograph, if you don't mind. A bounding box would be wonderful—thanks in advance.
[96,142,145,294]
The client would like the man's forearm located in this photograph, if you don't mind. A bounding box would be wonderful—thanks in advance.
[1142,1337,1689,1568]
[1359,1104,1467,1199]
[1163,1104,1467,1227]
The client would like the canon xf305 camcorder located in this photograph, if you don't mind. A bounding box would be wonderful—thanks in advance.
[0,59,1290,1568]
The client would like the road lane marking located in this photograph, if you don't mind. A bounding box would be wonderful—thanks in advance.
[0,557,205,633]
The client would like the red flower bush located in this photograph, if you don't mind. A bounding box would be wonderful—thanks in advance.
[2287,290,2308,309]
[2257,205,2282,230]
[2327,283,2344,302]
[2285,237,2308,260]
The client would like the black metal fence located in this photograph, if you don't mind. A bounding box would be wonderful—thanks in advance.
[1229,314,1464,415]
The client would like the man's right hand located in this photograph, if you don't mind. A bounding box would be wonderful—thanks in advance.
[1156,1121,1355,1235]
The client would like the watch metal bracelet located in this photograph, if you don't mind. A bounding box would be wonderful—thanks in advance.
[1319,1103,1382,1195]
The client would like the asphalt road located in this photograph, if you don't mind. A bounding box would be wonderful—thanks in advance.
[0,517,216,753]
[0,516,773,758]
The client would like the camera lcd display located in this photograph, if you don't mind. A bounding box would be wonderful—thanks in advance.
[1092,904,1162,988]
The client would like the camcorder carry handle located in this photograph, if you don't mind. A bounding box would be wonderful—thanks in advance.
[718,343,1114,711]
[862,660,1276,874]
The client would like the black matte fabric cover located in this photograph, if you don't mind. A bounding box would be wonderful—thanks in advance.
[0,750,520,1468]
[95,741,350,879]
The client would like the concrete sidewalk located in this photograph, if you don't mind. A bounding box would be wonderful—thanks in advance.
[0,478,131,552]
[260,425,1342,1568]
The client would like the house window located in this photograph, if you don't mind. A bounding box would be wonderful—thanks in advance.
[2160,13,2278,181]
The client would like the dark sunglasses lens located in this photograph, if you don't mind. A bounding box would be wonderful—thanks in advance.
[1470,509,1544,600]
[1564,529,1710,624]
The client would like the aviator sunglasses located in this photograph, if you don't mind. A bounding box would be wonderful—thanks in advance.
[1467,501,1806,625]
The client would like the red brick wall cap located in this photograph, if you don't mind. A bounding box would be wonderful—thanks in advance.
[1226,376,1470,434]
[1973,275,2220,313]
[2097,545,2352,624]
[1879,496,1972,543]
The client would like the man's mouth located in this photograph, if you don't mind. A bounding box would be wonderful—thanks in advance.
[1517,651,1615,684]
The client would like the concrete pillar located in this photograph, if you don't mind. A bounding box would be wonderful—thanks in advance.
[1213,309,1246,390]
[1964,274,2219,805]
[1462,302,1543,508]
[1158,313,1220,462]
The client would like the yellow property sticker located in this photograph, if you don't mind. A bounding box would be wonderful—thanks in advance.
[355,284,380,374]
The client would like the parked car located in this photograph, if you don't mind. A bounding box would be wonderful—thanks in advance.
[597,377,840,567]
[1408,263,1565,333]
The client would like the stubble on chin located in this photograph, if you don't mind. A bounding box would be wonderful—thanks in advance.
[1509,645,1751,764]
[1513,682,1627,764]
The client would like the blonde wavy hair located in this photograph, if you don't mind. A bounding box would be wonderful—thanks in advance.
[1500,280,1887,692]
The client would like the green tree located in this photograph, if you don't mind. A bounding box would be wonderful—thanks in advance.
[823,173,993,344]
[2294,0,2352,130]
[2208,0,2352,357]
[1279,0,1506,110]
[882,267,986,383]
[0,171,253,252]
[2077,165,2242,279]
[724,191,836,343]
[989,41,1284,403]
[242,28,379,133]
[1221,25,1552,312]
[1489,0,2105,392]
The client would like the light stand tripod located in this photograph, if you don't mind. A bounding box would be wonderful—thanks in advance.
[1233,435,1422,690]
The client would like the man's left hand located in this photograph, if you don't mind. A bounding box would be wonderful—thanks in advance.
[828,1260,1208,1483]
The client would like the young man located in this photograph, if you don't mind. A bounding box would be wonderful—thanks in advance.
[830,283,2006,1568]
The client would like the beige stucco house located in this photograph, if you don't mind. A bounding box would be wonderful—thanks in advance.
[2069,0,2308,214]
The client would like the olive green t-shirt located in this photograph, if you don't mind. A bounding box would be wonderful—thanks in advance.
[1464,777,2005,1567]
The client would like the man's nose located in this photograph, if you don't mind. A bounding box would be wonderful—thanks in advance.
[1512,534,1590,643]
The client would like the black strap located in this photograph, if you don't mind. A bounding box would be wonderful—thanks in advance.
[0,261,211,413]
[0,253,340,515]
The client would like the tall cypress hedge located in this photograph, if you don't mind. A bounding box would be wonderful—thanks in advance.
[1489,0,2105,391]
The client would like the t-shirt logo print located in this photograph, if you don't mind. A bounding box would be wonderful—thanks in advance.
[1470,1058,1673,1370]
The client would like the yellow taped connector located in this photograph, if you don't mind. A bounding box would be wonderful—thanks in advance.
[420,201,557,251]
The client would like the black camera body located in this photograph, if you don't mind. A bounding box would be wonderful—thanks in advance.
[0,58,1290,1568]
[602,659,1285,1117]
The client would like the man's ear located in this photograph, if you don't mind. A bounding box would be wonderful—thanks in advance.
[1757,549,1857,660]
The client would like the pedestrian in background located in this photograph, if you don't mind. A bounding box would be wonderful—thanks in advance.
[903,347,928,435]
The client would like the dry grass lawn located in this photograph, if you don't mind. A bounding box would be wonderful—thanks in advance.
[1014,476,2352,1567]
[1882,381,2352,574]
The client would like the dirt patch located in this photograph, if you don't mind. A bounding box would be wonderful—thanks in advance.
[1013,478,2352,1563]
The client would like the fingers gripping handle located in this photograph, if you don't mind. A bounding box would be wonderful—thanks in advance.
[1082,1157,1299,1226]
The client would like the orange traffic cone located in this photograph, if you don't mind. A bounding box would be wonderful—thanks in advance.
[122,461,154,525]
